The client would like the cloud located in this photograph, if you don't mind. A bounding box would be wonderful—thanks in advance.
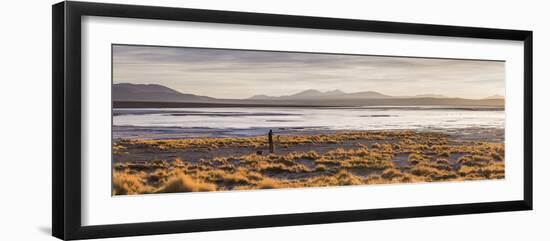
[113,44,505,99]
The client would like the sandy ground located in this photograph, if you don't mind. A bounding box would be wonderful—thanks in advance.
[113,127,504,170]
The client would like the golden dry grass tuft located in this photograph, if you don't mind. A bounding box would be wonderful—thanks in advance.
[156,172,216,193]
[112,171,152,195]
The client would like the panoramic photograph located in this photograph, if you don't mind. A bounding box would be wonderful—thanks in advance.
[111,44,505,195]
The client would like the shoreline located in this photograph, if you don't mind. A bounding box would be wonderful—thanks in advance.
[113,126,504,143]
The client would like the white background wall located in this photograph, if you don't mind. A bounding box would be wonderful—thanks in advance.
[0,0,547,240]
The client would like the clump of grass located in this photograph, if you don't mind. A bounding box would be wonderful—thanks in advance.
[112,171,152,195]
[392,144,401,150]
[410,164,440,176]
[458,155,493,167]
[257,161,310,174]
[438,151,451,157]
[200,169,252,186]
[410,163,457,181]
[435,159,450,165]
[491,152,504,161]
[315,164,328,172]
[408,153,427,165]
[156,172,216,193]
[112,143,127,155]
[333,170,363,185]
[256,178,282,189]
[430,159,453,171]
[300,150,319,160]
[381,168,403,180]
[458,161,504,179]
[146,169,169,185]
[341,156,393,171]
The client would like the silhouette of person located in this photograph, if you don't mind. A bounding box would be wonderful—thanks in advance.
[268,129,274,153]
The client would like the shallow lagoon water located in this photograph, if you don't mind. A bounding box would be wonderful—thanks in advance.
[113,106,504,139]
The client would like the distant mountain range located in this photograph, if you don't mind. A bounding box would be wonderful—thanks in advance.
[113,83,214,102]
[414,94,449,98]
[250,89,392,100]
[484,94,504,99]
[112,83,504,108]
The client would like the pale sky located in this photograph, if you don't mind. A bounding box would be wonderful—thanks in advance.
[113,44,505,99]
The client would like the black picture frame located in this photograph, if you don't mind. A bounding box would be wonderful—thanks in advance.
[52,1,533,240]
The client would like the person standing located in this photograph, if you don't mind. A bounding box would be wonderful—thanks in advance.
[268,129,274,153]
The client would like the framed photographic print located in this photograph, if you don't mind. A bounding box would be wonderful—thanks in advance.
[52,1,533,240]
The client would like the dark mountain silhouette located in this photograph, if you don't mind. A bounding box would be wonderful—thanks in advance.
[340,91,392,99]
[484,94,504,99]
[324,90,346,96]
[113,83,215,102]
[250,89,391,100]
[112,83,503,108]
[414,94,449,98]
[251,89,336,100]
